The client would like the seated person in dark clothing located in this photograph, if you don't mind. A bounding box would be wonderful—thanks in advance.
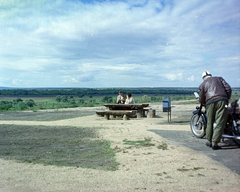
[116,90,126,104]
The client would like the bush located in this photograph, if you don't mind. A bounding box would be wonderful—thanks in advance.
[108,97,113,103]
[18,103,27,110]
[69,99,76,105]
[25,99,36,107]
[0,104,12,110]
[0,101,13,111]
[151,96,156,101]
[102,96,113,103]
[55,95,62,102]
[61,96,68,102]
[78,99,84,104]
[142,95,149,102]
[13,98,23,104]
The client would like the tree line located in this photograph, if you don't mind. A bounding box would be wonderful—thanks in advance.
[0,88,197,96]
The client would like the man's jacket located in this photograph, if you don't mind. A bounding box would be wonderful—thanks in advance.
[116,94,126,104]
[199,76,232,105]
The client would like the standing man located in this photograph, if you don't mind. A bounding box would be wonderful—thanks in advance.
[199,71,232,150]
[116,90,126,104]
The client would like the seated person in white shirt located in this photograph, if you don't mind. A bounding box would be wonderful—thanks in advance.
[125,92,135,104]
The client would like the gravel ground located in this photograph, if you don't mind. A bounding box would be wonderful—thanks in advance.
[0,103,239,192]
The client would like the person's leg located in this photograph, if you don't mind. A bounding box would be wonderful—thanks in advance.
[212,100,228,144]
[206,102,215,143]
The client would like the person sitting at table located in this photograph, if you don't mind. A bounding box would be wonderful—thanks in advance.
[117,90,126,104]
[125,92,135,104]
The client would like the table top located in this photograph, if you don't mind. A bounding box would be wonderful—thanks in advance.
[104,103,149,110]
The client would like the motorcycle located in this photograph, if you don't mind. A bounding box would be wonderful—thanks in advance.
[190,92,240,146]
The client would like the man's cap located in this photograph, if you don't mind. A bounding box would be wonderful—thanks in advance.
[202,71,212,79]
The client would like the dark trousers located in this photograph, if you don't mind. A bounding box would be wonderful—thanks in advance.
[206,100,228,144]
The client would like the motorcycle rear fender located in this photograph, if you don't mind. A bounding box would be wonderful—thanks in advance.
[192,110,204,115]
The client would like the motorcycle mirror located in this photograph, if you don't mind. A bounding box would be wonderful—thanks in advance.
[194,92,199,99]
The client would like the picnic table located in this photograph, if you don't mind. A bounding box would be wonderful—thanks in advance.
[104,104,149,117]
[96,104,151,120]
[104,103,149,110]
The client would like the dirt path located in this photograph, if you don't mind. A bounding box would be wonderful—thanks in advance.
[0,103,240,192]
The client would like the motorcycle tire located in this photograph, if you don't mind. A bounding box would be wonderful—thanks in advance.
[190,114,206,138]
[232,118,240,146]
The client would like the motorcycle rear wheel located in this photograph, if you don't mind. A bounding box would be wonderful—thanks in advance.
[190,114,206,138]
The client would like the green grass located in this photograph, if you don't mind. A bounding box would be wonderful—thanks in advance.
[177,167,204,172]
[157,141,168,150]
[123,137,155,147]
[0,125,118,171]
[0,110,95,121]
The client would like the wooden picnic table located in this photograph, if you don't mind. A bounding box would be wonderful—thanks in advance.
[96,103,155,120]
[104,103,149,117]
[104,104,149,110]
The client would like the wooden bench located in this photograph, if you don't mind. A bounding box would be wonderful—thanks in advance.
[96,110,137,120]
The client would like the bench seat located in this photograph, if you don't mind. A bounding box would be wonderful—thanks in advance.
[96,110,137,120]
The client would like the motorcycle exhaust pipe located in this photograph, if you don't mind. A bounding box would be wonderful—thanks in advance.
[222,134,240,140]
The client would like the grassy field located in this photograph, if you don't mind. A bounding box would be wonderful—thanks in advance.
[0,106,119,171]
[0,123,118,171]
[0,110,95,121]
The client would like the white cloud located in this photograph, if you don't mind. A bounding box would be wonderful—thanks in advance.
[12,79,23,85]
[0,0,239,88]
[165,73,183,81]
[188,75,195,81]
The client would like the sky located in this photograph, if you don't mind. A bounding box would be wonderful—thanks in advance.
[0,0,239,88]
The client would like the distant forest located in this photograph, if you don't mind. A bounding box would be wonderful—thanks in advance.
[0,88,199,96]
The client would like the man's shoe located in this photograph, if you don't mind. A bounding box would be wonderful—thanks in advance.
[212,144,222,150]
[206,141,212,147]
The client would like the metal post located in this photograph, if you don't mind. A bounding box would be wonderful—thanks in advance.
[168,109,171,122]
[170,110,171,121]
[168,111,169,122]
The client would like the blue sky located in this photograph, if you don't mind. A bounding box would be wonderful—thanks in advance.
[0,0,239,88]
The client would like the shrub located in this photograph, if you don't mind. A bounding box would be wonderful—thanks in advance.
[55,95,62,102]
[13,98,23,104]
[61,96,68,102]
[18,103,27,110]
[25,99,36,107]
[78,99,84,104]
[102,96,113,103]
[142,95,147,102]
